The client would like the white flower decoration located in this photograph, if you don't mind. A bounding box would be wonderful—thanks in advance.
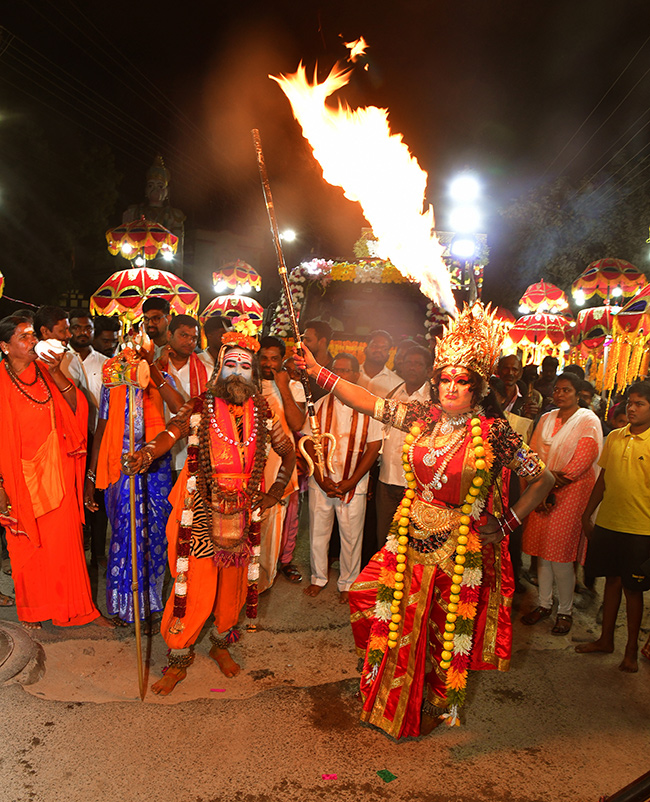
[186,476,197,492]
[374,600,393,621]
[181,510,193,527]
[188,435,199,447]
[452,634,472,655]
[190,414,201,430]
[248,562,260,581]
[384,536,399,554]
[176,557,189,573]
[462,567,483,588]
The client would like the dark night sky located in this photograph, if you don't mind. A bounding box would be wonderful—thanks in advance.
[2,0,650,304]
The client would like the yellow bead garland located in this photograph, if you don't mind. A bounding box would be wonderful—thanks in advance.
[390,415,486,665]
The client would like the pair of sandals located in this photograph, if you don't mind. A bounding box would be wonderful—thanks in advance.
[521,606,573,635]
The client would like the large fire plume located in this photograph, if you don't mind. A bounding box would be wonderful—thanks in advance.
[270,62,456,313]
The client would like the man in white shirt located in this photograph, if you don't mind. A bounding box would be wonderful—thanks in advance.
[258,336,306,591]
[358,330,401,397]
[198,315,230,375]
[67,314,108,434]
[375,346,432,547]
[303,353,382,603]
[143,298,172,361]
[155,315,208,472]
[67,313,109,567]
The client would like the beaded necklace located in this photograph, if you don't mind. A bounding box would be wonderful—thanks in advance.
[210,399,258,447]
[4,362,52,405]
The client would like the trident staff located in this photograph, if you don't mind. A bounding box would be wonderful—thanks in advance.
[251,128,334,477]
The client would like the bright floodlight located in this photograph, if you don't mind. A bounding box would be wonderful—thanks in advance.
[450,173,480,203]
[134,255,145,267]
[281,229,296,242]
[518,305,529,314]
[449,206,481,234]
[242,282,251,293]
[162,249,174,261]
[573,289,586,306]
[121,242,133,255]
[450,236,476,259]
[611,286,623,297]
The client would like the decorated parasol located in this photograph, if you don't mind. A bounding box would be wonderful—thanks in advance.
[106,216,178,265]
[508,312,573,364]
[571,258,646,306]
[213,260,262,294]
[200,294,264,329]
[518,279,569,314]
[576,306,615,349]
[597,286,650,398]
[90,267,200,323]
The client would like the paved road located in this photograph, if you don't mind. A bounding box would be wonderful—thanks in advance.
[0,517,648,802]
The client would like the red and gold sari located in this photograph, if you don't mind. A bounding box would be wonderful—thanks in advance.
[350,401,544,739]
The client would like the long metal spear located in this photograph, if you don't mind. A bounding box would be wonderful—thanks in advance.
[251,128,334,478]
[128,384,145,700]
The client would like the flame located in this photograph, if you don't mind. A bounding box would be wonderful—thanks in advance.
[343,36,368,62]
[270,63,456,313]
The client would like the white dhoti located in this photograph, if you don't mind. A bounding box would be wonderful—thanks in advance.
[258,502,288,593]
[307,479,367,592]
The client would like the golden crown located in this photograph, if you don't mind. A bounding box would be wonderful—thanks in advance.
[433,302,505,380]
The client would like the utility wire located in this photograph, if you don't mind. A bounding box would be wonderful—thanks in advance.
[544,33,650,177]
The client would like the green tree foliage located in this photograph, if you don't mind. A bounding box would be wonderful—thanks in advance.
[490,169,650,310]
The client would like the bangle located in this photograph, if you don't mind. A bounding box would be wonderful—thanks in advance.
[315,366,340,392]
[61,382,75,394]
[86,469,96,483]
[499,508,521,538]
[157,380,166,390]
[166,427,178,442]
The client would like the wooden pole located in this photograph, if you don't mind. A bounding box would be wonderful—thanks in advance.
[128,385,145,700]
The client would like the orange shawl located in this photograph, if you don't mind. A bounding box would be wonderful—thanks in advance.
[96,384,166,490]
[0,362,88,547]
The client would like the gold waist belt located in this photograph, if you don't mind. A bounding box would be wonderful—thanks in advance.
[409,498,462,539]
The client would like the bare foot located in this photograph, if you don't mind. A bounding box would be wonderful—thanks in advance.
[619,650,639,673]
[93,615,116,629]
[641,642,650,661]
[209,644,240,677]
[303,584,323,597]
[575,639,614,654]
[420,713,443,736]
[338,591,349,604]
[20,621,42,630]
[151,667,186,695]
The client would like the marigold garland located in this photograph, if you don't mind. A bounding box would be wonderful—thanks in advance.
[361,411,496,726]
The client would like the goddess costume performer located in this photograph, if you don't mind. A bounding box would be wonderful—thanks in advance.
[295,304,554,738]
[122,323,296,696]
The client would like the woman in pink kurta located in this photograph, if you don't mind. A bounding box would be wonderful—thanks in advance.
[522,373,602,634]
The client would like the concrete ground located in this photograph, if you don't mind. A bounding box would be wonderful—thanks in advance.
[0,502,649,802]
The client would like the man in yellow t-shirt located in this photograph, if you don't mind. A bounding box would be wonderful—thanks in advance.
[576,381,650,673]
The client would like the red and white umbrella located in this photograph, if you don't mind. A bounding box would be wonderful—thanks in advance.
[518,279,569,314]
[90,267,200,322]
[200,294,264,330]
[212,260,262,294]
[572,258,646,305]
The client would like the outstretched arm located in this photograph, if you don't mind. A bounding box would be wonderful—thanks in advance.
[294,344,377,417]
[121,400,192,474]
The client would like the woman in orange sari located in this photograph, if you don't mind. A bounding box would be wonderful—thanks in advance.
[296,304,554,738]
[0,315,110,630]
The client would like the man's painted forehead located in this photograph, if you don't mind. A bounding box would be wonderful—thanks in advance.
[224,348,252,366]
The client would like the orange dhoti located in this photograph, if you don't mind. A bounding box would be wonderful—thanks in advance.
[161,555,247,650]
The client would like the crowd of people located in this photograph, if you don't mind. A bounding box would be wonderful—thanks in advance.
[0,300,648,738]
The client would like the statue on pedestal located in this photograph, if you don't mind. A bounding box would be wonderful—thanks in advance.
[123,155,186,262]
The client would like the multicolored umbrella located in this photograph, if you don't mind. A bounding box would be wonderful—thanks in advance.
[212,260,262,294]
[518,279,569,314]
[90,267,200,322]
[106,216,178,262]
[200,294,264,330]
[509,312,573,351]
[575,306,614,349]
[613,284,650,336]
[571,258,646,304]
